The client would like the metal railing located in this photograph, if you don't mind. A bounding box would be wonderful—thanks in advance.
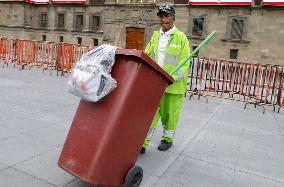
[187,57,284,113]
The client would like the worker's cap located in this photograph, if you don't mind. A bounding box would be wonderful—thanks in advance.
[157,4,175,16]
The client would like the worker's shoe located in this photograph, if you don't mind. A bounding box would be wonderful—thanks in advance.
[140,147,146,154]
[158,140,173,151]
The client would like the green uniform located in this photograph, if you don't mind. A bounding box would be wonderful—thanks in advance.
[143,27,190,147]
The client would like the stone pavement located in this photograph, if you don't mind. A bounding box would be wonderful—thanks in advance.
[0,66,283,187]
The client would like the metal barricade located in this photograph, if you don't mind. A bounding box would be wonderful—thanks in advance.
[187,57,284,113]
[1,35,283,114]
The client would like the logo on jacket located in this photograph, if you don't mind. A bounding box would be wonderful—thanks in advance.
[170,44,181,48]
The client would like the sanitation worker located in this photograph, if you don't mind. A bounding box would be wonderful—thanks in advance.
[140,4,190,154]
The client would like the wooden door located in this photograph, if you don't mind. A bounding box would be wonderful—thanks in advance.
[126,27,145,50]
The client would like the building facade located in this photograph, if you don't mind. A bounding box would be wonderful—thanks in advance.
[0,0,283,65]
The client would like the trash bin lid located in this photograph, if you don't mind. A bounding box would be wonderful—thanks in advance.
[116,48,174,85]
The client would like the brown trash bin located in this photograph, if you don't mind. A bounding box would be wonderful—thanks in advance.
[58,49,173,186]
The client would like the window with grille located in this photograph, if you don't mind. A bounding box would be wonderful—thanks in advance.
[75,15,84,30]
[174,0,188,3]
[222,16,249,42]
[77,37,82,45]
[192,46,199,57]
[93,38,98,46]
[59,36,63,42]
[254,0,262,6]
[230,18,245,40]
[57,14,65,29]
[91,16,100,31]
[89,0,105,4]
[230,49,238,59]
[192,17,204,37]
[40,13,48,27]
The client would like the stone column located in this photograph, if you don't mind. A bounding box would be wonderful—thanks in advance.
[66,11,73,30]
[48,7,55,30]
[84,13,90,31]
[156,0,174,5]
[104,0,117,4]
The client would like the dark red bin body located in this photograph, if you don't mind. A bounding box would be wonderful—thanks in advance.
[58,49,173,186]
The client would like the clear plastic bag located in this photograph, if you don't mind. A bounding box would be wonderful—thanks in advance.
[67,44,117,102]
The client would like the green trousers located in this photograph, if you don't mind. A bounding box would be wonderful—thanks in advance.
[143,93,184,148]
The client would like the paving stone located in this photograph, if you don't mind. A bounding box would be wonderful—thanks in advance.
[0,167,55,187]
[0,105,20,121]
[275,113,284,125]
[161,155,235,187]
[27,124,69,146]
[230,171,284,187]
[0,126,21,141]
[0,94,47,115]
[62,172,159,187]
[154,178,186,187]
[197,127,242,150]
[236,150,284,183]
[279,125,284,139]
[0,162,8,171]
[140,172,159,187]
[0,115,56,133]
[240,137,284,162]
[242,127,284,152]
[182,139,239,169]
[63,179,95,187]
[14,148,75,187]
[0,134,58,166]
[38,106,79,124]
[136,147,178,176]
[206,120,244,137]
[242,116,282,136]
[210,107,247,125]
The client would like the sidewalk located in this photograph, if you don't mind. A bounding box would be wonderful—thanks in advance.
[0,66,283,187]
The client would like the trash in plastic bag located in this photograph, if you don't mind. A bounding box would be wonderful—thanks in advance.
[67,44,117,102]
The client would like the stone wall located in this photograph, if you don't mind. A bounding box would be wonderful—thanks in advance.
[188,7,284,65]
[0,3,105,45]
[0,1,283,65]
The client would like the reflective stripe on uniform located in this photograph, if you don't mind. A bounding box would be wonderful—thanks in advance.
[146,127,156,139]
[150,50,155,60]
[164,53,179,65]
[163,129,175,139]
[177,69,185,79]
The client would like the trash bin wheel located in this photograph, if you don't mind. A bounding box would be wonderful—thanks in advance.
[124,165,143,187]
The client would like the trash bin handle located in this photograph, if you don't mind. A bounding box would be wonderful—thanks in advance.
[169,31,216,76]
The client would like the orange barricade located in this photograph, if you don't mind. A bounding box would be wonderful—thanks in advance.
[38,42,57,73]
[275,71,284,113]
[22,40,35,68]
[56,43,90,75]
[1,37,92,74]
[56,43,75,75]
[1,38,58,72]
[0,38,17,67]
[0,38,6,65]
[1,36,283,114]
[187,57,284,113]
[16,39,25,69]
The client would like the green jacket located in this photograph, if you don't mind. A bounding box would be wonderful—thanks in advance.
[145,27,190,94]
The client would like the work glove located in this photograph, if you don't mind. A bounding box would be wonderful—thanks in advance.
[172,70,184,82]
